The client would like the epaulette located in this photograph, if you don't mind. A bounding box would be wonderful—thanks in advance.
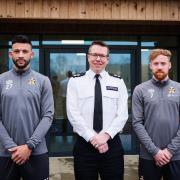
[73,72,86,78]
[108,72,121,79]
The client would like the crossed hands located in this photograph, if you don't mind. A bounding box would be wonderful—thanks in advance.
[153,148,172,167]
[8,144,32,165]
[90,132,110,154]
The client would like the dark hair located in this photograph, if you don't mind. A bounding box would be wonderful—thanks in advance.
[88,41,109,56]
[12,35,32,47]
[67,70,73,78]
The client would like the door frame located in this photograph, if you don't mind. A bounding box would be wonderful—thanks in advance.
[44,45,139,156]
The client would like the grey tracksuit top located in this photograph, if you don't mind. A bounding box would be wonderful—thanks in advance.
[132,78,180,160]
[0,67,54,157]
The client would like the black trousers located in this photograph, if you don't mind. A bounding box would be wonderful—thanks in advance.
[0,153,49,180]
[139,158,180,180]
[73,135,124,180]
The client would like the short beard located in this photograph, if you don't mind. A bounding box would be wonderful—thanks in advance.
[153,71,168,81]
[13,59,30,70]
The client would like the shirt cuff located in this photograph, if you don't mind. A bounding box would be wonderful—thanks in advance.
[82,130,96,142]
[105,129,117,139]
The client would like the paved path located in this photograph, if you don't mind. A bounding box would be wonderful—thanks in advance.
[50,155,138,180]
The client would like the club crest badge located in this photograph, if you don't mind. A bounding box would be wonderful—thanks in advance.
[28,77,36,85]
[168,87,176,94]
[168,87,176,97]
[5,80,13,90]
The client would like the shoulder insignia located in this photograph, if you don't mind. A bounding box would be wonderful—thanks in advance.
[108,72,121,79]
[73,72,86,78]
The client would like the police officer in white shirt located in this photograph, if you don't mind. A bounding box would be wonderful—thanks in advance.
[67,41,128,180]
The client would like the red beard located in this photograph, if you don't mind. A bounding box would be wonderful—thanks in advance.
[153,71,167,81]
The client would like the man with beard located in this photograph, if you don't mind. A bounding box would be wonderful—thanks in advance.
[0,35,54,180]
[67,41,128,180]
[132,49,180,180]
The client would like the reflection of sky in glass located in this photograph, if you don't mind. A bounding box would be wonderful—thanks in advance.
[50,53,86,77]
[109,54,130,64]
[42,41,61,45]
[141,49,151,82]
[8,48,39,72]
[141,49,150,65]
[105,41,137,45]
[42,40,137,46]
[141,42,156,47]
[106,53,131,90]
[8,41,39,46]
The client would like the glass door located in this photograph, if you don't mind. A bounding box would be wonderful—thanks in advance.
[45,47,87,156]
[107,49,137,154]
[45,46,137,156]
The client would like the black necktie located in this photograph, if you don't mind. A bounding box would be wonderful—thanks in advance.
[93,74,103,132]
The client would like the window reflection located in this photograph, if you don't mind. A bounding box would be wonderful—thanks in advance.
[49,53,86,154]
[141,36,177,47]
[106,53,132,153]
[107,54,131,90]
[42,34,137,45]
[60,71,73,133]
[0,48,8,74]
[141,49,151,82]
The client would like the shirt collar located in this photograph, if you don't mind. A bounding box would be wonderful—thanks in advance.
[12,66,31,76]
[151,77,170,86]
[87,69,107,79]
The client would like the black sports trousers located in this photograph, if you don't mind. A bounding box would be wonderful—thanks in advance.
[139,158,180,180]
[73,134,124,180]
[0,153,49,180]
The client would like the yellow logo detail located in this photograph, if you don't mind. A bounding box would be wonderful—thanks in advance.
[28,77,36,85]
[168,87,176,94]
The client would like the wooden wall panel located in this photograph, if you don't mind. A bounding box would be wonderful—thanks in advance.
[59,0,69,19]
[103,0,112,19]
[153,0,162,20]
[15,0,25,18]
[7,0,15,18]
[42,1,51,18]
[94,0,103,19]
[128,0,137,20]
[120,0,129,19]
[33,0,42,18]
[0,0,180,21]
[78,0,86,19]
[85,0,94,19]
[169,0,178,20]
[145,0,154,20]
[69,0,78,18]
[137,0,145,20]
[0,1,7,18]
[25,0,34,18]
[178,1,180,20]
[50,0,60,18]
[112,0,121,19]
[161,0,170,20]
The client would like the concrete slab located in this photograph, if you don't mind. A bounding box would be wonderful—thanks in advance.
[50,155,138,180]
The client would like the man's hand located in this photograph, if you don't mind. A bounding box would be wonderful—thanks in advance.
[8,144,32,165]
[154,149,171,167]
[90,132,110,149]
[97,143,109,153]
[162,148,172,160]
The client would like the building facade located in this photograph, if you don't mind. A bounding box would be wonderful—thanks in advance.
[0,0,180,156]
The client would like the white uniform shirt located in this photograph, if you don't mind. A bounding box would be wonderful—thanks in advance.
[66,69,128,142]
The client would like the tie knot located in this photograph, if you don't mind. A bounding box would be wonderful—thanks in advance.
[95,74,100,79]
